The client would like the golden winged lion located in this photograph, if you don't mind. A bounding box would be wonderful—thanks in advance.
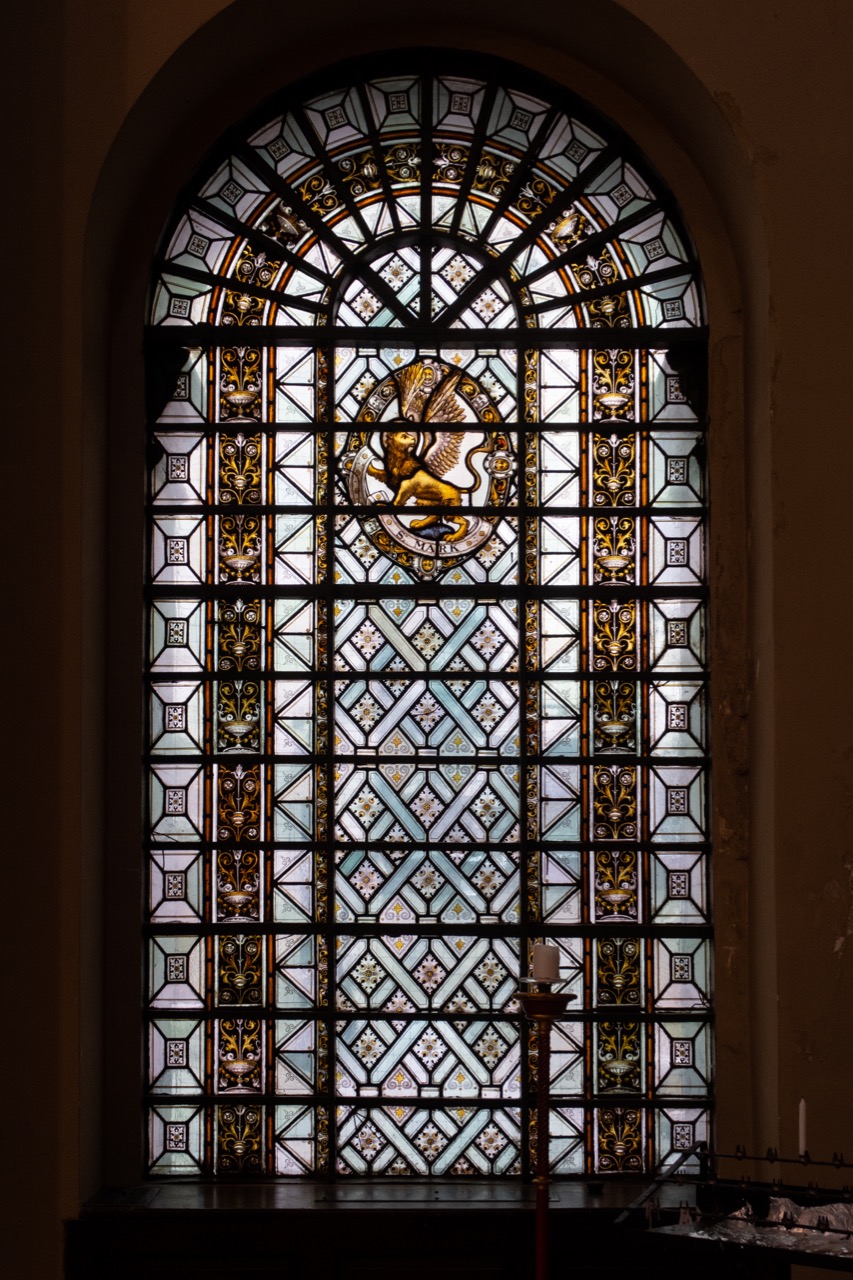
[367,363,487,543]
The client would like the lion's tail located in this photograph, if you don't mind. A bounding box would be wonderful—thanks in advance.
[458,441,491,496]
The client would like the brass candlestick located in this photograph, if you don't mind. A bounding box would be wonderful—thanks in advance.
[518,986,576,1280]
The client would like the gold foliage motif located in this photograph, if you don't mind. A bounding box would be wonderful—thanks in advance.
[217,1103,263,1172]
[317,1104,330,1173]
[219,514,261,583]
[526,685,539,755]
[597,1021,640,1092]
[219,433,262,505]
[217,679,261,752]
[338,150,382,194]
[593,433,635,505]
[588,293,630,328]
[524,349,538,425]
[528,1103,539,1170]
[593,682,636,753]
[317,1019,329,1094]
[593,850,638,920]
[573,249,619,292]
[217,763,261,845]
[315,599,327,673]
[220,347,262,420]
[524,517,538,587]
[384,143,420,183]
[593,516,636,585]
[218,1018,262,1091]
[472,151,517,196]
[217,848,260,919]
[317,934,329,1008]
[593,765,637,840]
[597,938,640,1006]
[219,934,262,1005]
[222,246,280,327]
[317,512,328,586]
[592,349,634,421]
[597,1107,643,1172]
[524,601,539,673]
[316,763,328,842]
[527,1024,540,1091]
[223,289,264,326]
[593,600,636,671]
[218,599,262,673]
[525,766,538,842]
[316,431,328,503]
[434,142,469,183]
[524,426,538,511]
[296,172,341,215]
[513,173,557,218]
[315,679,328,757]
[236,245,280,289]
[317,349,330,424]
[315,849,328,926]
[527,849,540,922]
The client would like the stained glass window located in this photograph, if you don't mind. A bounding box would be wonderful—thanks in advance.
[144,55,710,1179]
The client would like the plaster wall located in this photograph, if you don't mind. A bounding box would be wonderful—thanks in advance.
[4,2,852,1275]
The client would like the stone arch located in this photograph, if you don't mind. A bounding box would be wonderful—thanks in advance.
[86,0,761,1187]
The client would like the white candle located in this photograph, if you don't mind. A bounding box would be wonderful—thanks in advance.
[532,943,560,982]
[799,1097,807,1156]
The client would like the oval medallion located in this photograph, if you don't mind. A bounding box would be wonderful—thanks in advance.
[341,358,516,578]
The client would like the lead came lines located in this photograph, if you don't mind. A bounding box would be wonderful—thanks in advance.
[144,59,710,1179]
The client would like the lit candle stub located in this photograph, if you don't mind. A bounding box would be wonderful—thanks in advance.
[532,943,560,983]
[799,1097,807,1157]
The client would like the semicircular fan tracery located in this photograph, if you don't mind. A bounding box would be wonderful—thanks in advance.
[149,64,702,337]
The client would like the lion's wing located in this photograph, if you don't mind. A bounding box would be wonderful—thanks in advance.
[395,361,435,420]
[423,431,466,477]
[424,370,466,425]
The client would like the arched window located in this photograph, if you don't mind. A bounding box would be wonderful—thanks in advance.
[144,52,710,1179]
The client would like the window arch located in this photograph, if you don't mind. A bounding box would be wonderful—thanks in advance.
[144,52,711,1179]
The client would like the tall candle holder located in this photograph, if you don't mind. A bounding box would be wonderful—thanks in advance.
[518,969,576,1280]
